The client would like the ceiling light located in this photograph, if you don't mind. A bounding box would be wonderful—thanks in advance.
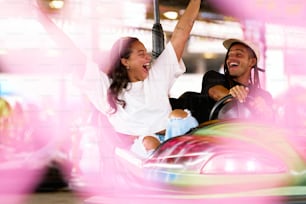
[203,53,217,59]
[49,0,64,9]
[163,11,178,20]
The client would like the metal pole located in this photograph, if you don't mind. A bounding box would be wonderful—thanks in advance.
[152,0,165,59]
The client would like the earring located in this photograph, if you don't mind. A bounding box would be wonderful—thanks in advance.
[126,66,130,70]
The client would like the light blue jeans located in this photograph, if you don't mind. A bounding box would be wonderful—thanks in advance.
[131,109,199,158]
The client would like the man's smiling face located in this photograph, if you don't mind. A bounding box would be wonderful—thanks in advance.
[226,43,257,83]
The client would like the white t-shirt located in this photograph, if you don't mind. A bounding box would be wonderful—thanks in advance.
[81,42,186,136]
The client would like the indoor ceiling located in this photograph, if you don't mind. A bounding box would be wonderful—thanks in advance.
[146,0,234,22]
[158,0,217,13]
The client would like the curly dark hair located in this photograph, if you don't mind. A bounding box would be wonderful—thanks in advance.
[106,37,139,113]
[223,42,261,89]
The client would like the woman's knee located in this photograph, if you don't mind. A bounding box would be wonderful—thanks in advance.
[142,136,160,151]
[169,109,188,119]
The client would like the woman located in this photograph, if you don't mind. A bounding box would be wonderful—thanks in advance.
[81,0,201,157]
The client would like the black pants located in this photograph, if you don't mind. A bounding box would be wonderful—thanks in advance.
[169,91,210,124]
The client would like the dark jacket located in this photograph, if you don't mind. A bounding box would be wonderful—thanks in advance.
[201,70,273,119]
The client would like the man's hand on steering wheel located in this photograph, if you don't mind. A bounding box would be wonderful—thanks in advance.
[229,85,249,103]
[248,96,274,119]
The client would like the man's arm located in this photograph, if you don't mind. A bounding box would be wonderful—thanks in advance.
[209,84,250,103]
[248,90,275,121]
[208,85,230,101]
[201,70,232,101]
[170,0,201,61]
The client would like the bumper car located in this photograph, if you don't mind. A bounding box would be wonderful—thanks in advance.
[70,94,306,204]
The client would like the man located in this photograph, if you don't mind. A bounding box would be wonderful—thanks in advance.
[201,38,274,121]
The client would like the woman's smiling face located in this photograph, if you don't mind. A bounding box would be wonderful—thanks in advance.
[121,40,152,82]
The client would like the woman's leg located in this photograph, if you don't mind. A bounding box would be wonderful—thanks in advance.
[165,109,199,140]
[130,135,161,158]
[142,136,160,151]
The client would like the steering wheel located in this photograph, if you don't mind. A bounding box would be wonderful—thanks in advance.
[209,94,253,120]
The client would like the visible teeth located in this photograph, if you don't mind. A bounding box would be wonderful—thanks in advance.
[143,63,151,70]
[230,62,238,66]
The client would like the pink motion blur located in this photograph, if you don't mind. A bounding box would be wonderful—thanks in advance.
[0,0,306,204]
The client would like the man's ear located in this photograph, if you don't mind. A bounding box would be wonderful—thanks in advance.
[249,58,257,68]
